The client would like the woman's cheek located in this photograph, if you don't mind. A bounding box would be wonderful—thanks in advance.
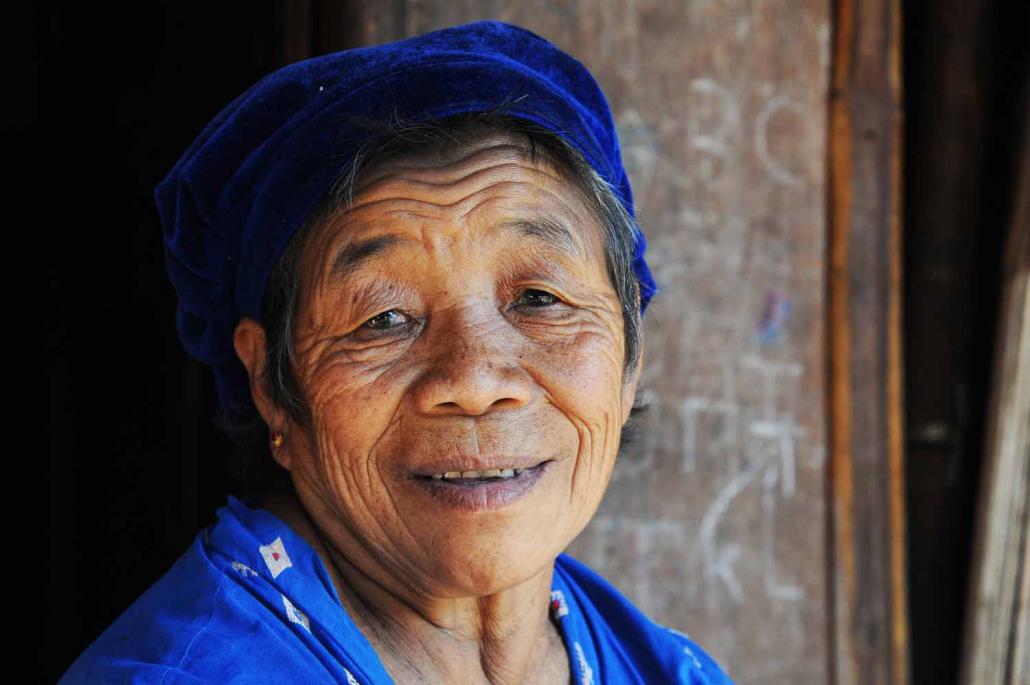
[310,409,387,518]
[548,324,624,410]
[542,330,623,471]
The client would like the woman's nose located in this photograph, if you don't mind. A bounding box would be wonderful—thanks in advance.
[411,317,535,417]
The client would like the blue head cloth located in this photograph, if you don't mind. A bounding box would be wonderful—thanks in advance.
[155,19,659,416]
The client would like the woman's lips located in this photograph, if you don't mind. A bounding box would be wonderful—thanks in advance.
[409,460,553,512]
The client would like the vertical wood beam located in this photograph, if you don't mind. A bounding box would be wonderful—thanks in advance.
[828,1,910,683]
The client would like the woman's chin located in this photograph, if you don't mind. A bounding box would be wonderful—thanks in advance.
[386,459,575,594]
[420,544,558,598]
[396,513,563,595]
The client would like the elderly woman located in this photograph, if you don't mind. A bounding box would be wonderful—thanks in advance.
[61,20,733,685]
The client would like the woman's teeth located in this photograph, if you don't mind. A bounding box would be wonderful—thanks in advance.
[430,468,525,480]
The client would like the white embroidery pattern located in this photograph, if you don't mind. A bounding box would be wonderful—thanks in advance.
[343,668,360,684]
[664,626,703,670]
[259,536,293,578]
[665,625,691,640]
[230,560,258,578]
[573,641,594,685]
[682,644,703,670]
[550,590,570,618]
[281,594,310,632]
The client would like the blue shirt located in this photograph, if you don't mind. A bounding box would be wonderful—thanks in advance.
[60,494,734,684]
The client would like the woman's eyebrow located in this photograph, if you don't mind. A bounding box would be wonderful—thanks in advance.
[495,217,586,261]
[328,216,586,286]
[329,233,410,286]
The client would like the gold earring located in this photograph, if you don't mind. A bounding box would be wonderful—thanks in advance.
[271,430,284,448]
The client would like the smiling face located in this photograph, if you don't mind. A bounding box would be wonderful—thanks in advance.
[250,130,642,598]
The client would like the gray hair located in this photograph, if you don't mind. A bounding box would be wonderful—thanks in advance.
[217,110,652,492]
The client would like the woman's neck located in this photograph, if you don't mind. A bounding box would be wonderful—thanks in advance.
[255,486,571,684]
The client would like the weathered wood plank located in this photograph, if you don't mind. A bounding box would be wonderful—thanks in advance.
[828,0,910,683]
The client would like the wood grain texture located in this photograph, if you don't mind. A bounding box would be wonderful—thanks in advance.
[828,0,910,683]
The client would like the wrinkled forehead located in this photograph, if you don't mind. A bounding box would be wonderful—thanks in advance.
[358,127,572,182]
[299,128,608,280]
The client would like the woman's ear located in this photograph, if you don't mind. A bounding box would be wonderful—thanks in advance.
[233,317,290,465]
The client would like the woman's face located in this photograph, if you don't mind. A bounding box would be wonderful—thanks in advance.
[263,133,641,597]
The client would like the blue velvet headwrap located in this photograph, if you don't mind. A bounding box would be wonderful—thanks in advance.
[155,19,658,415]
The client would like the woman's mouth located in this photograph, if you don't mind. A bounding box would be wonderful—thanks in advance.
[427,467,526,482]
[410,461,553,511]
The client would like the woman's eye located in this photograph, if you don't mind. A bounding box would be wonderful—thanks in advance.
[363,309,408,330]
[518,288,561,308]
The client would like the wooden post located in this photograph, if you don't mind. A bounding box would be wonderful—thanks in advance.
[828,1,911,683]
